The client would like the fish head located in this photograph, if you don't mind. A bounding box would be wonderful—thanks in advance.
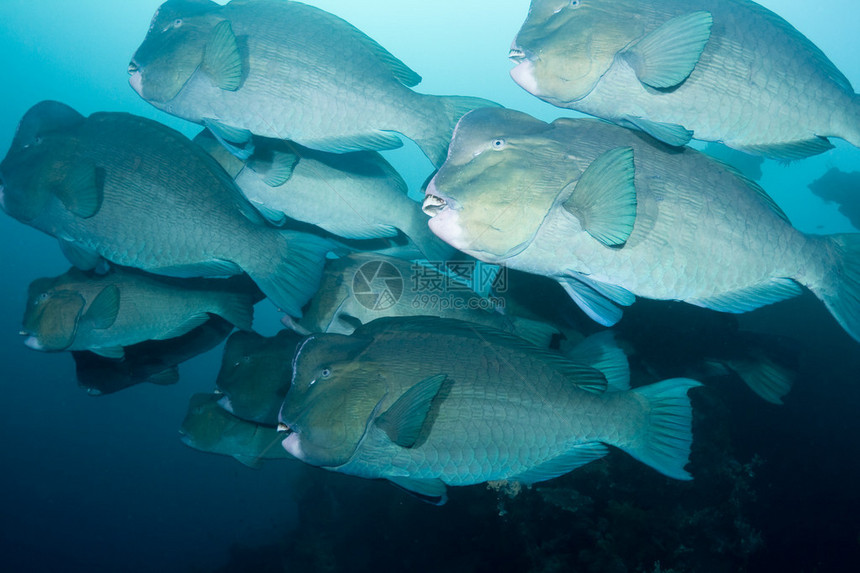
[278,333,385,468]
[215,330,269,394]
[129,0,222,103]
[0,102,85,222]
[510,0,641,104]
[423,107,569,261]
[180,393,241,451]
[22,278,86,352]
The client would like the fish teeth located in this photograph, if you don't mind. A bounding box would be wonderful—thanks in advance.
[422,194,447,217]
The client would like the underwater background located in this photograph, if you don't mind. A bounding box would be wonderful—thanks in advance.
[1,1,859,571]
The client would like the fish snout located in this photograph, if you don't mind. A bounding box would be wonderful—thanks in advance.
[128,60,144,95]
[422,178,460,217]
[422,194,448,217]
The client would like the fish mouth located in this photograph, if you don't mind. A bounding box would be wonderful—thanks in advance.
[422,178,460,217]
[508,40,534,64]
[277,422,293,434]
[509,47,527,63]
[422,193,448,217]
[128,60,144,96]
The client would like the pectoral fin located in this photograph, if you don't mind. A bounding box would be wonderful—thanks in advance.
[54,163,104,218]
[562,146,637,247]
[624,11,713,89]
[81,284,120,330]
[248,150,299,188]
[202,19,243,91]
[375,374,447,448]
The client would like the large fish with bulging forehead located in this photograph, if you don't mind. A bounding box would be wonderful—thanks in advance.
[215,329,302,426]
[278,316,700,504]
[423,108,860,342]
[0,101,333,317]
[195,131,457,263]
[296,252,560,349]
[129,0,499,167]
[72,316,235,396]
[181,393,294,468]
[21,266,255,359]
[510,0,860,158]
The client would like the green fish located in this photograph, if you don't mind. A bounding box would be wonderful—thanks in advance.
[73,315,235,396]
[181,393,293,468]
[21,266,255,359]
[510,0,860,158]
[296,252,559,349]
[423,108,860,342]
[215,329,302,425]
[278,316,699,504]
[129,0,499,167]
[196,131,456,262]
[0,101,332,317]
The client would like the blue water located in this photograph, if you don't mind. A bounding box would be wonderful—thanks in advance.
[1,1,859,572]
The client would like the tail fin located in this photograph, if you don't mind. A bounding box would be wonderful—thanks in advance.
[621,378,701,480]
[814,234,860,343]
[245,231,334,318]
[413,95,502,168]
[213,290,255,332]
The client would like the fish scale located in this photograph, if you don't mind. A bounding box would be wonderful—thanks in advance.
[0,102,332,316]
[279,317,700,501]
[425,108,860,341]
[511,0,860,157]
[131,0,498,167]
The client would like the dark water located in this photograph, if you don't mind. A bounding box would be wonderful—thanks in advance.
[1,1,859,572]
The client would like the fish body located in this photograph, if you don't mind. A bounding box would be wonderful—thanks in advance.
[0,101,331,316]
[196,132,455,261]
[130,0,498,166]
[72,315,235,395]
[423,108,860,342]
[510,0,860,158]
[215,329,302,425]
[21,266,255,359]
[181,393,293,468]
[278,316,699,503]
[297,252,559,348]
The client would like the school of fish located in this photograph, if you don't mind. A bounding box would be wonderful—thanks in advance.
[1,0,858,504]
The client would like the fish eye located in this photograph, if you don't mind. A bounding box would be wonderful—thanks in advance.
[23,136,42,150]
[173,18,183,28]
[38,292,49,302]
[491,138,507,150]
[321,367,332,379]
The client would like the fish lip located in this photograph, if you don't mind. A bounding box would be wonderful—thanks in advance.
[508,47,527,63]
[508,41,534,63]
[422,193,448,217]
[277,422,293,435]
[423,178,460,217]
[127,59,139,75]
